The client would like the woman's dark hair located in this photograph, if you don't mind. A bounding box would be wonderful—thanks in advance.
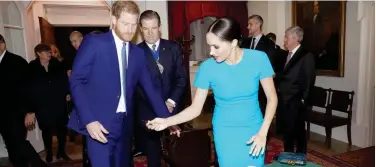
[207,17,242,43]
[34,44,51,58]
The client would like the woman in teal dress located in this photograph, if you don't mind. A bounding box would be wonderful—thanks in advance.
[146,17,278,167]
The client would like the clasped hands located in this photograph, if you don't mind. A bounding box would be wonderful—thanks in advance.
[146,117,181,137]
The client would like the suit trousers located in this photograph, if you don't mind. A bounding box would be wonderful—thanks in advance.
[0,115,45,167]
[135,120,162,167]
[280,100,307,154]
[86,112,133,167]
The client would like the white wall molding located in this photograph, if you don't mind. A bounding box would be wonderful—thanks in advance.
[355,1,375,147]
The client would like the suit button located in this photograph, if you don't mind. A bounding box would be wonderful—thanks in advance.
[117,95,120,98]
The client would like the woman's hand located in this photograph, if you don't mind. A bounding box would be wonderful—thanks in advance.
[146,118,170,131]
[247,133,267,156]
[25,113,36,131]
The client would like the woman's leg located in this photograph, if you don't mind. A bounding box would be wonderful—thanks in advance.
[56,117,71,160]
[41,128,53,162]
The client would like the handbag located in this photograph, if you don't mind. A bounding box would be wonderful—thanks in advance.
[277,152,307,166]
[161,127,212,167]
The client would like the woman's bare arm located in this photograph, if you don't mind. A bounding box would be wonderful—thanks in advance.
[166,88,209,126]
[258,77,278,136]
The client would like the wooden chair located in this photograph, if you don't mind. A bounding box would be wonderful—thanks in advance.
[326,89,355,147]
[306,87,355,148]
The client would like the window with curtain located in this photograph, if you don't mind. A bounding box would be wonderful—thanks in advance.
[189,17,216,61]
[1,2,26,59]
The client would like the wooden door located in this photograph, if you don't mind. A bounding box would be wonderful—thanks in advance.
[39,17,55,44]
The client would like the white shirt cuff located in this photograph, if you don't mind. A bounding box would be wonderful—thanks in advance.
[167,99,176,107]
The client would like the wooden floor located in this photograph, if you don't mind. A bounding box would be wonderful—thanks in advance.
[0,113,361,165]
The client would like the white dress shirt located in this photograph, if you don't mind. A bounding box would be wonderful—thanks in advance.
[112,30,128,113]
[0,50,6,63]
[146,39,160,53]
[146,39,176,107]
[289,44,301,58]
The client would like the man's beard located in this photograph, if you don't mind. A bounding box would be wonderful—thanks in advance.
[114,26,134,42]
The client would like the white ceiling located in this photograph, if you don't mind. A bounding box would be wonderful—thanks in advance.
[15,0,111,11]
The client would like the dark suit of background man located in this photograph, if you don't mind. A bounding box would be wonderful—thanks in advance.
[0,34,48,167]
[67,1,174,167]
[240,15,278,116]
[134,10,187,167]
[275,26,316,154]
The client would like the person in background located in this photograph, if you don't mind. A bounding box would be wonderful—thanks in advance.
[146,17,278,167]
[26,44,71,163]
[69,31,83,51]
[265,32,281,50]
[0,34,48,167]
[133,10,187,167]
[50,44,64,62]
[275,26,316,154]
[240,15,278,118]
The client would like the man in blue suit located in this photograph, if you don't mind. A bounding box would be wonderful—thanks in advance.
[67,1,173,167]
[133,10,187,167]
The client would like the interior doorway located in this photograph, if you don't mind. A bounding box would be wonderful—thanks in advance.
[54,26,110,68]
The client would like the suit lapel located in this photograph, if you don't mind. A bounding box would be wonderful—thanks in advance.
[283,46,304,73]
[255,35,265,50]
[141,42,160,75]
[158,39,168,68]
[107,32,120,86]
[127,42,137,88]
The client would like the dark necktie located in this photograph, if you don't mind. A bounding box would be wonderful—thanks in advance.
[122,42,127,104]
[284,52,293,68]
[250,37,256,49]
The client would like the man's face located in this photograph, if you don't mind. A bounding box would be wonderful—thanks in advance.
[247,18,260,36]
[313,3,320,14]
[0,42,5,54]
[112,12,138,42]
[284,32,297,50]
[70,35,82,50]
[140,18,161,44]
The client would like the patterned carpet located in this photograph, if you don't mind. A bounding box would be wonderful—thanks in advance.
[333,146,375,167]
[49,138,356,167]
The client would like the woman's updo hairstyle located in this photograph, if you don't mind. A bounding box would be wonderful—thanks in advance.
[207,17,243,45]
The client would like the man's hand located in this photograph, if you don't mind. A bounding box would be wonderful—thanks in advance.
[25,113,36,131]
[168,125,181,137]
[166,101,174,113]
[66,94,71,101]
[67,70,72,77]
[86,121,109,143]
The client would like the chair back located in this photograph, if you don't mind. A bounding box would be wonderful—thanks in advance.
[329,89,355,115]
[308,86,329,108]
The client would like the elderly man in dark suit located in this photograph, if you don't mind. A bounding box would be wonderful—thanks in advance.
[133,10,187,167]
[275,26,316,153]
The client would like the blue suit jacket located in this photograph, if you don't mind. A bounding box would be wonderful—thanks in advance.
[134,39,187,122]
[68,31,170,135]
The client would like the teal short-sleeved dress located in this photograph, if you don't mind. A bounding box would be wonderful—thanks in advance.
[194,49,275,167]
